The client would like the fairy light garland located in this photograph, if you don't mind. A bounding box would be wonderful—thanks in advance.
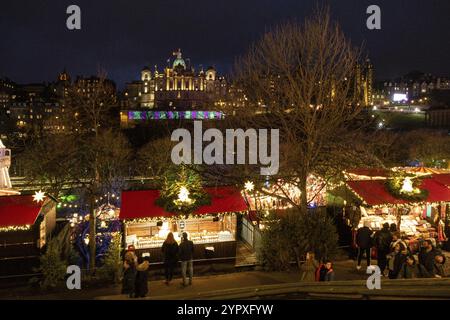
[0,225,31,232]
[124,211,246,224]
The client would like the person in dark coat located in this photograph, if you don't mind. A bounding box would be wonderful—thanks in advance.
[397,255,421,279]
[418,239,438,278]
[134,255,150,297]
[374,223,393,275]
[161,232,179,285]
[356,221,373,270]
[179,232,195,286]
[390,223,398,233]
[387,242,407,279]
[319,260,335,281]
[121,256,137,298]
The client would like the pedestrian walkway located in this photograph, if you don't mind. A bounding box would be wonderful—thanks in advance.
[235,241,257,266]
[97,270,300,300]
[3,258,446,300]
[98,260,368,300]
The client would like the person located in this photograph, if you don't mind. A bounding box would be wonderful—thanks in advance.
[390,232,408,253]
[134,255,150,298]
[122,253,137,298]
[397,255,421,279]
[161,232,179,285]
[418,239,438,278]
[374,223,393,275]
[356,221,373,270]
[300,252,319,282]
[387,242,407,279]
[179,232,194,286]
[319,260,335,281]
[124,247,138,265]
[433,254,449,278]
[390,223,398,233]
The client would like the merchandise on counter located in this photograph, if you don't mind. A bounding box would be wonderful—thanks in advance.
[126,230,235,249]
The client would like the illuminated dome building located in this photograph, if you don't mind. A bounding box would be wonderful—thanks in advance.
[122,49,227,111]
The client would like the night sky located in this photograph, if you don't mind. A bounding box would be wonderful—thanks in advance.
[1,0,449,88]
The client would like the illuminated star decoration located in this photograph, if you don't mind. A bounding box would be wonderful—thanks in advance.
[177,186,192,204]
[33,190,45,203]
[244,181,255,192]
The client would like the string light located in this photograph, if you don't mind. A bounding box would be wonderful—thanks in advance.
[124,211,246,224]
[0,225,31,232]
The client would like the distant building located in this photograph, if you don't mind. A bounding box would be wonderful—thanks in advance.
[120,49,229,127]
[0,71,118,137]
[122,49,227,110]
[355,59,374,107]
[373,72,450,105]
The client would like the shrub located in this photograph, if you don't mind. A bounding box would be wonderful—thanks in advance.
[96,233,122,284]
[33,238,67,289]
[257,207,338,270]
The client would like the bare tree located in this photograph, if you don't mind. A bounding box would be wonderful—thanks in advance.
[21,72,129,272]
[136,137,176,183]
[65,73,126,272]
[227,8,379,214]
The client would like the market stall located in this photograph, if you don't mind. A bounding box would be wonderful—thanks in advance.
[242,175,327,212]
[345,173,450,252]
[119,186,247,264]
[0,194,56,275]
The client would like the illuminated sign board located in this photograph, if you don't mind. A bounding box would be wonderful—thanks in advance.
[127,110,224,120]
[392,93,408,102]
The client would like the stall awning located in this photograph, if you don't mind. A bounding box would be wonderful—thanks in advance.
[346,177,450,206]
[0,195,43,228]
[344,168,390,180]
[433,174,450,187]
[120,186,248,220]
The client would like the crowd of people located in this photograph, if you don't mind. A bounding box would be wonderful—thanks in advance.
[121,231,195,298]
[355,221,449,279]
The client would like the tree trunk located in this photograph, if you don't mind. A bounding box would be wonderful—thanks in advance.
[396,207,402,231]
[89,193,96,273]
[299,171,308,215]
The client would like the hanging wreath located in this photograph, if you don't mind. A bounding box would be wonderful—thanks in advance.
[385,172,428,202]
[155,166,211,214]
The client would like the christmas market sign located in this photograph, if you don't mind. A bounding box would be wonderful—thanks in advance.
[156,166,211,214]
[385,173,428,202]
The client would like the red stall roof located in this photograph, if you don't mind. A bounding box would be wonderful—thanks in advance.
[120,186,248,220]
[346,177,450,206]
[0,195,44,227]
[433,174,450,187]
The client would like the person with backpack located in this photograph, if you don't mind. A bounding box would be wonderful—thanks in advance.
[122,251,137,298]
[356,221,373,270]
[374,223,393,275]
[135,255,150,297]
